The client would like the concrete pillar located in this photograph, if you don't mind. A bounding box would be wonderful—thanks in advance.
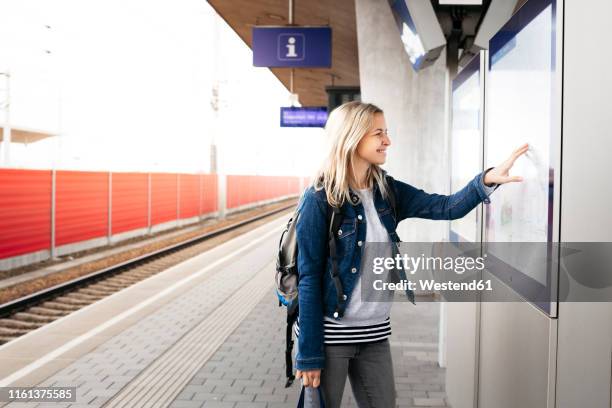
[147,173,152,233]
[355,0,451,243]
[108,172,113,245]
[199,173,203,221]
[218,173,227,219]
[176,173,181,221]
[50,169,57,259]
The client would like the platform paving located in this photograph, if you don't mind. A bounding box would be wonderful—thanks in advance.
[2,214,450,407]
[169,291,450,408]
[1,221,283,408]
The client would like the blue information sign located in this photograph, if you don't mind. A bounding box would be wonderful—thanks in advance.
[253,27,332,68]
[280,107,328,127]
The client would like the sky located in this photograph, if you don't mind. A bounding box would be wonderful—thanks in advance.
[0,0,326,176]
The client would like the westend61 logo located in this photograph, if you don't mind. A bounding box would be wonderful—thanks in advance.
[372,253,486,275]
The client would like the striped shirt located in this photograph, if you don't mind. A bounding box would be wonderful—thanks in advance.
[294,316,392,345]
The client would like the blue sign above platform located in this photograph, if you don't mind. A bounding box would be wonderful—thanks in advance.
[280,107,328,127]
[252,27,332,68]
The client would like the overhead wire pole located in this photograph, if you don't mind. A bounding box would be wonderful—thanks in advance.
[211,14,220,175]
[211,13,226,218]
[47,23,63,171]
[288,0,296,106]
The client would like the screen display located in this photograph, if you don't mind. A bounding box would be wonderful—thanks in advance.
[486,0,556,293]
[450,56,482,243]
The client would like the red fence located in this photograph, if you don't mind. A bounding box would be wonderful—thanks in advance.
[56,171,109,246]
[226,175,301,209]
[151,173,178,226]
[0,170,302,262]
[112,173,148,235]
[179,174,200,219]
[0,169,52,258]
[201,174,218,214]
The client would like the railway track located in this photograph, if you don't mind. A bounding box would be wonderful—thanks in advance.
[0,202,295,346]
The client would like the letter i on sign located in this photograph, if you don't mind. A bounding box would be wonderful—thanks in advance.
[286,37,297,57]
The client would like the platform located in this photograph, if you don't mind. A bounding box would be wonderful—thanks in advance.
[0,213,449,408]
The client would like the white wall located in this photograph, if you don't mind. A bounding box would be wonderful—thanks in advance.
[556,0,612,406]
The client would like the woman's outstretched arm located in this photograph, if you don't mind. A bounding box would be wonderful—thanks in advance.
[392,143,529,221]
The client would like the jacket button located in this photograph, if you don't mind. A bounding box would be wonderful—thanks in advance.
[352,196,358,203]
[333,312,339,318]
[351,267,357,273]
[357,214,363,221]
[342,294,348,300]
[357,241,363,247]
[338,229,342,236]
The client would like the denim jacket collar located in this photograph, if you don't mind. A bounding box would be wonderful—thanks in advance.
[347,168,388,207]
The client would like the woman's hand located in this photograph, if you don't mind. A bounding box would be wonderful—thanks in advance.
[296,369,321,388]
[483,143,529,186]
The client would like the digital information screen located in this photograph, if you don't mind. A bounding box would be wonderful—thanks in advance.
[485,0,557,313]
[450,54,482,243]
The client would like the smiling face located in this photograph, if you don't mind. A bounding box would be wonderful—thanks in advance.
[355,112,391,166]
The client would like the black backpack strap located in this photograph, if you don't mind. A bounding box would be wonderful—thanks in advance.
[284,200,346,388]
[284,304,298,387]
[384,175,398,222]
[326,204,345,319]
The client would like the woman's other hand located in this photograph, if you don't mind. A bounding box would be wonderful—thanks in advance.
[484,143,529,186]
[296,369,321,388]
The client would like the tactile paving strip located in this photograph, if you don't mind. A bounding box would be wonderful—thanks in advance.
[104,260,275,408]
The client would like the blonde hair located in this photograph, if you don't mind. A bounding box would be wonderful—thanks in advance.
[312,101,390,208]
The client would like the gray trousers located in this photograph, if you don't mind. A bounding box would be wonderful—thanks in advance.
[301,339,397,408]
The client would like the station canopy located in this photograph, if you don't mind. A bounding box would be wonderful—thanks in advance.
[207,0,361,107]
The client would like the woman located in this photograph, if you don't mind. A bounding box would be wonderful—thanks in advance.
[294,101,527,407]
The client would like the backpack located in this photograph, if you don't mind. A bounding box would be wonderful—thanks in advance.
[275,176,398,387]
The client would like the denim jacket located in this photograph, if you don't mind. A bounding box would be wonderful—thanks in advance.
[294,169,497,371]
